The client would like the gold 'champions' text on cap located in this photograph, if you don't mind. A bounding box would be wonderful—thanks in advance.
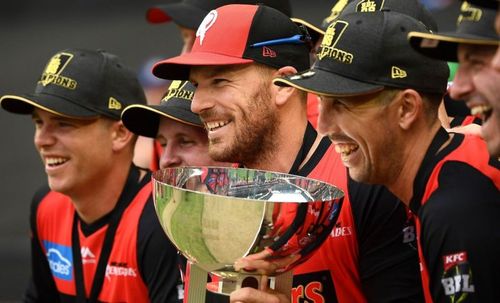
[356,0,384,12]
[39,52,77,89]
[161,81,194,104]
[457,1,482,25]
[322,0,349,27]
[318,21,353,63]
[108,97,122,110]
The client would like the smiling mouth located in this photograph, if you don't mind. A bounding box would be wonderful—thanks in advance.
[470,105,492,122]
[205,120,230,131]
[46,157,68,167]
[334,144,359,157]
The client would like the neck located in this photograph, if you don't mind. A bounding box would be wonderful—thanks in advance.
[246,100,313,173]
[387,121,442,205]
[71,162,133,224]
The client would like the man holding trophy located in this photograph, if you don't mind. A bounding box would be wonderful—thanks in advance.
[152,4,423,302]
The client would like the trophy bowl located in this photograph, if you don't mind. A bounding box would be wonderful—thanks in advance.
[152,167,344,299]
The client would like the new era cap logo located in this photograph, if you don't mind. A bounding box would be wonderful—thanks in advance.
[262,46,276,58]
[39,52,77,89]
[196,10,218,45]
[108,97,122,110]
[318,21,353,64]
[391,66,407,79]
[457,2,482,25]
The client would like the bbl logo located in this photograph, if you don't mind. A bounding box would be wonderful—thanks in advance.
[317,21,353,64]
[39,52,77,89]
[441,251,475,301]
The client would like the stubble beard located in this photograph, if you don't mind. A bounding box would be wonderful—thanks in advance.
[209,84,279,167]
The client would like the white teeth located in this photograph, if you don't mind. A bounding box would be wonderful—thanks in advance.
[334,144,358,156]
[471,105,492,121]
[205,120,230,131]
[46,157,68,166]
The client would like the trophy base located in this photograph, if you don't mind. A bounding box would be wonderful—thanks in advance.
[185,262,293,303]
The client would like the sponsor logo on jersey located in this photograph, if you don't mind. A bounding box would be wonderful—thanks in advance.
[81,246,96,264]
[43,241,73,281]
[441,251,475,300]
[39,52,77,89]
[105,261,137,281]
[330,221,352,238]
[292,270,337,303]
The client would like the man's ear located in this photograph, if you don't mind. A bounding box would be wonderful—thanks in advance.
[397,89,423,130]
[273,66,299,106]
[111,121,134,152]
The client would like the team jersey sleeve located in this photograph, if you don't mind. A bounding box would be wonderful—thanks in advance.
[137,197,184,303]
[23,185,60,303]
[349,178,424,302]
[418,161,500,302]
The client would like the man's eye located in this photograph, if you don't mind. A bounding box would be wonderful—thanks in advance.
[213,78,228,85]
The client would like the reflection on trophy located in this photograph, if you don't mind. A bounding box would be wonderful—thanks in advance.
[153,167,344,302]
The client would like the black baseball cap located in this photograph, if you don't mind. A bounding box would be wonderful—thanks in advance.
[146,0,292,29]
[294,0,438,42]
[121,80,201,138]
[466,0,498,9]
[408,1,499,62]
[274,11,449,96]
[0,49,146,120]
[152,4,312,80]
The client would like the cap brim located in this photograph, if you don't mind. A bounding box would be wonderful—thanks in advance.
[121,104,202,138]
[153,52,253,80]
[0,94,99,119]
[408,31,500,62]
[273,67,384,97]
[146,3,208,29]
[291,18,324,45]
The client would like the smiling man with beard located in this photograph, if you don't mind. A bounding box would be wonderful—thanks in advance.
[152,4,424,303]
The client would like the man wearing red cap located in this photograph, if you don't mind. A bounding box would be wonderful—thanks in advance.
[153,4,423,303]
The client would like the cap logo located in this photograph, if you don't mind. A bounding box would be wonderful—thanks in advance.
[108,97,122,110]
[262,46,277,58]
[162,81,194,103]
[196,10,218,45]
[457,2,482,25]
[322,0,349,27]
[39,52,77,90]
[355,0,385,12]
[391,66,407,79]
[318,21,353,64]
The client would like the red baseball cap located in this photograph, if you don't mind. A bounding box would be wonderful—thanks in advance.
[152,4,312,80]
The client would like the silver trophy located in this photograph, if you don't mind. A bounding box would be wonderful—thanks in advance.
[153,167,344,302]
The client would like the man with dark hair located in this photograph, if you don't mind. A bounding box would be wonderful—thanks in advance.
[409,1,499,156]
[277,9,500,302]
[0,49,182,302]
[152,4,423,302]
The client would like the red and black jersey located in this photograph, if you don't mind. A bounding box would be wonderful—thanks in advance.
[24,166,183,303]
[410,128,500,302]
[288,124,423,303]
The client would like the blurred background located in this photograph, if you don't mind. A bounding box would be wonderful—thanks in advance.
[0,0,459,300]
